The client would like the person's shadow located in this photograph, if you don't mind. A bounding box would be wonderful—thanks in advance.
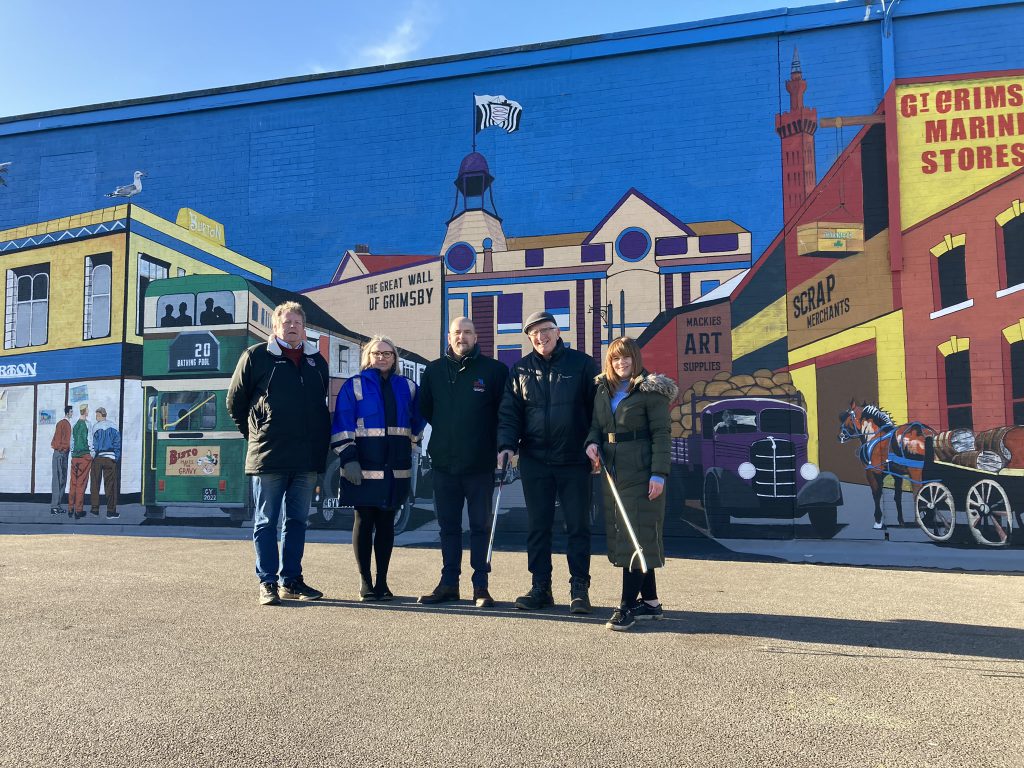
[285,598,1024,661]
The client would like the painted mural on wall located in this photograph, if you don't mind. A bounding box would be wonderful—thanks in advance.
[1,34,1023,555]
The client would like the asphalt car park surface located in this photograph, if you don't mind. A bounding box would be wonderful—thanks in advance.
[2,534,1022,768]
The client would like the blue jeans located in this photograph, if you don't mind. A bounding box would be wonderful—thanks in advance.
[433,469,494,588]
[252,472,316,584]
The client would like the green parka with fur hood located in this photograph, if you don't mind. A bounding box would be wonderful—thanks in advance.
[586,370,678,570]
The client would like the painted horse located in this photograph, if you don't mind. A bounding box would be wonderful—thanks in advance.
[838,400,935,528]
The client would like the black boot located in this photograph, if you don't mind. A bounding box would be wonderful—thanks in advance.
[569,576,592,615]
[374,576,393,601]
[514,583,554,611]
[359,575,375,602]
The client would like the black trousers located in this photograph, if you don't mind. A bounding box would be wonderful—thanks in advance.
[519,454,591,586]
[433,469,494,588]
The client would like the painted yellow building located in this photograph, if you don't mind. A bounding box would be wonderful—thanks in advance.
[0,204,270,500]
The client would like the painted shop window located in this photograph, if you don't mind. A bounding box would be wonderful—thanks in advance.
[655,236,687,256]
[251,301,259,322]
[1001,211,1024,289]
[930,236,969,310]
[137,254,169,335]
[698,233,739,254]
[581,244,605,263]
[943,350,973,430]
[83,254,112,340]
[700,279,721,296]
[544,289,570,330]
[498,347,522,368]
[156,293,195,328]
[197,291,235,325]
[497,293,523,333]
[525,248,544,268]
[4,264,49,349]
[1006,339,1024,425]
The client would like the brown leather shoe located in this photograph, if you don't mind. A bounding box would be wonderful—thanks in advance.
[418,582,459,604]
[473,587,495,608]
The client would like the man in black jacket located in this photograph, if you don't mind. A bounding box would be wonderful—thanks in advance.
[227,301,329,606]
[497,311,600,614]
[417,317,508,608]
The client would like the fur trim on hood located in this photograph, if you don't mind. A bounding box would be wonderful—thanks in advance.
[595,371,679,401]
[267,337,319,356]
[638,372,679,401]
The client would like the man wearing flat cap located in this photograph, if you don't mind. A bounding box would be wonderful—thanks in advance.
[497,310,600,614]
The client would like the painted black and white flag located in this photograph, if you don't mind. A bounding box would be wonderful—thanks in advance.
[475,95,523,134]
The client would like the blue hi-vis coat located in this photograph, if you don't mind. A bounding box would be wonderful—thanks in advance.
[331,368,426,510]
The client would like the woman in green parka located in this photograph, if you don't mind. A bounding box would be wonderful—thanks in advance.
[585,337,678,631]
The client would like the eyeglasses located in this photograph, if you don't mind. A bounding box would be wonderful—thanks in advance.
[370,351,395,358]
[527,326,558,339]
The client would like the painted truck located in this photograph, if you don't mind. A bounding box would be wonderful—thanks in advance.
[671,396,843,537]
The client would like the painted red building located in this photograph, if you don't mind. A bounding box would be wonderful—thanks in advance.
[900,168,1024,431]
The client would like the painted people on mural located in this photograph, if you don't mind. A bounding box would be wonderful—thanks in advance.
[331,336,425,602]
[227,301,330,606]
[49,405,73,516]
[416,317,508,608]
[585,337,676,631]
[68,404,93,520]
[89,407,122,519]
[497,311,600,614]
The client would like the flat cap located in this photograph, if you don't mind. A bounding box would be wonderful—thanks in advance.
[523,311,557,335]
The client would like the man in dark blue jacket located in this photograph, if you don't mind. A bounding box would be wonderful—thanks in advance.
[498,311,600,614]
[417,317,508,608]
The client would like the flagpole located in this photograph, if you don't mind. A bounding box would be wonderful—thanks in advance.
[471,93,476,153]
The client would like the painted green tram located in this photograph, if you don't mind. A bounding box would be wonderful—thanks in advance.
[140,274,366,526]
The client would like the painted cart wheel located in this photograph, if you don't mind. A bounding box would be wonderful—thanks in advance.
[966,479,1013,548]
[914,483,955,543]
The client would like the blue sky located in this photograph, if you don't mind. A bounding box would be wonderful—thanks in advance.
[2,0,832,118]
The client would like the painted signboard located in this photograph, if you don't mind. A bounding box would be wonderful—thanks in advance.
[896,73,1024,230]
[165,446,221,477]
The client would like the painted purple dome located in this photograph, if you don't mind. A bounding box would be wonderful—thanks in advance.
[458,152,490,176]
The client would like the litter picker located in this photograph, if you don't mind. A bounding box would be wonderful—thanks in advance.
[597,451,648,573]
[486,455,510,564]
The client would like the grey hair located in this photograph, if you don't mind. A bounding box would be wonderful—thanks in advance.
[360,335,401,374]
[271,301,306,329]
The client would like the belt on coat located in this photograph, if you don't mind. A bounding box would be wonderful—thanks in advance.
[605,430,650,444]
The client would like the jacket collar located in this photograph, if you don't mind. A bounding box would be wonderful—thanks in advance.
[532,337,565,365]
[445,344,479,365]
[596,369,648,392]
[267,336,318,357]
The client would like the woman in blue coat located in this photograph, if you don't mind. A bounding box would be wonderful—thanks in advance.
[331,336,425,601]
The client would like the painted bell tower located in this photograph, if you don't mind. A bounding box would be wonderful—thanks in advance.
[441,152,507,259]
[775,48,818,225]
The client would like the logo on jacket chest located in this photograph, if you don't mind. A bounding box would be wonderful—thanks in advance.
[472,378,486,393]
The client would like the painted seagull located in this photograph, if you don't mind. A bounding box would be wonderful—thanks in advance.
[0,161,11,186]
[105,170,146,198]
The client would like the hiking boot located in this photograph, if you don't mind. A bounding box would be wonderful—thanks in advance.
[106,511,120,519]
[259,582,281,606]
[50,507,60,515]
[280,578,323,601]
[632,599,664,621]
[473,587,495,608]
[374,578,393,601]
[569,577,592,615]
[514,583,553,611]
[359,577,376,602]
[606,605,636,631]
[418,582,459,605]
[88,508,99,516]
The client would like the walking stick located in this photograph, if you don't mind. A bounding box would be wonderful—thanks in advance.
[597,451,648,574]
[486,455,510,564]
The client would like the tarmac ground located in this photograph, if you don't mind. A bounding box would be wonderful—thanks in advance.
[1,533,1022,768]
